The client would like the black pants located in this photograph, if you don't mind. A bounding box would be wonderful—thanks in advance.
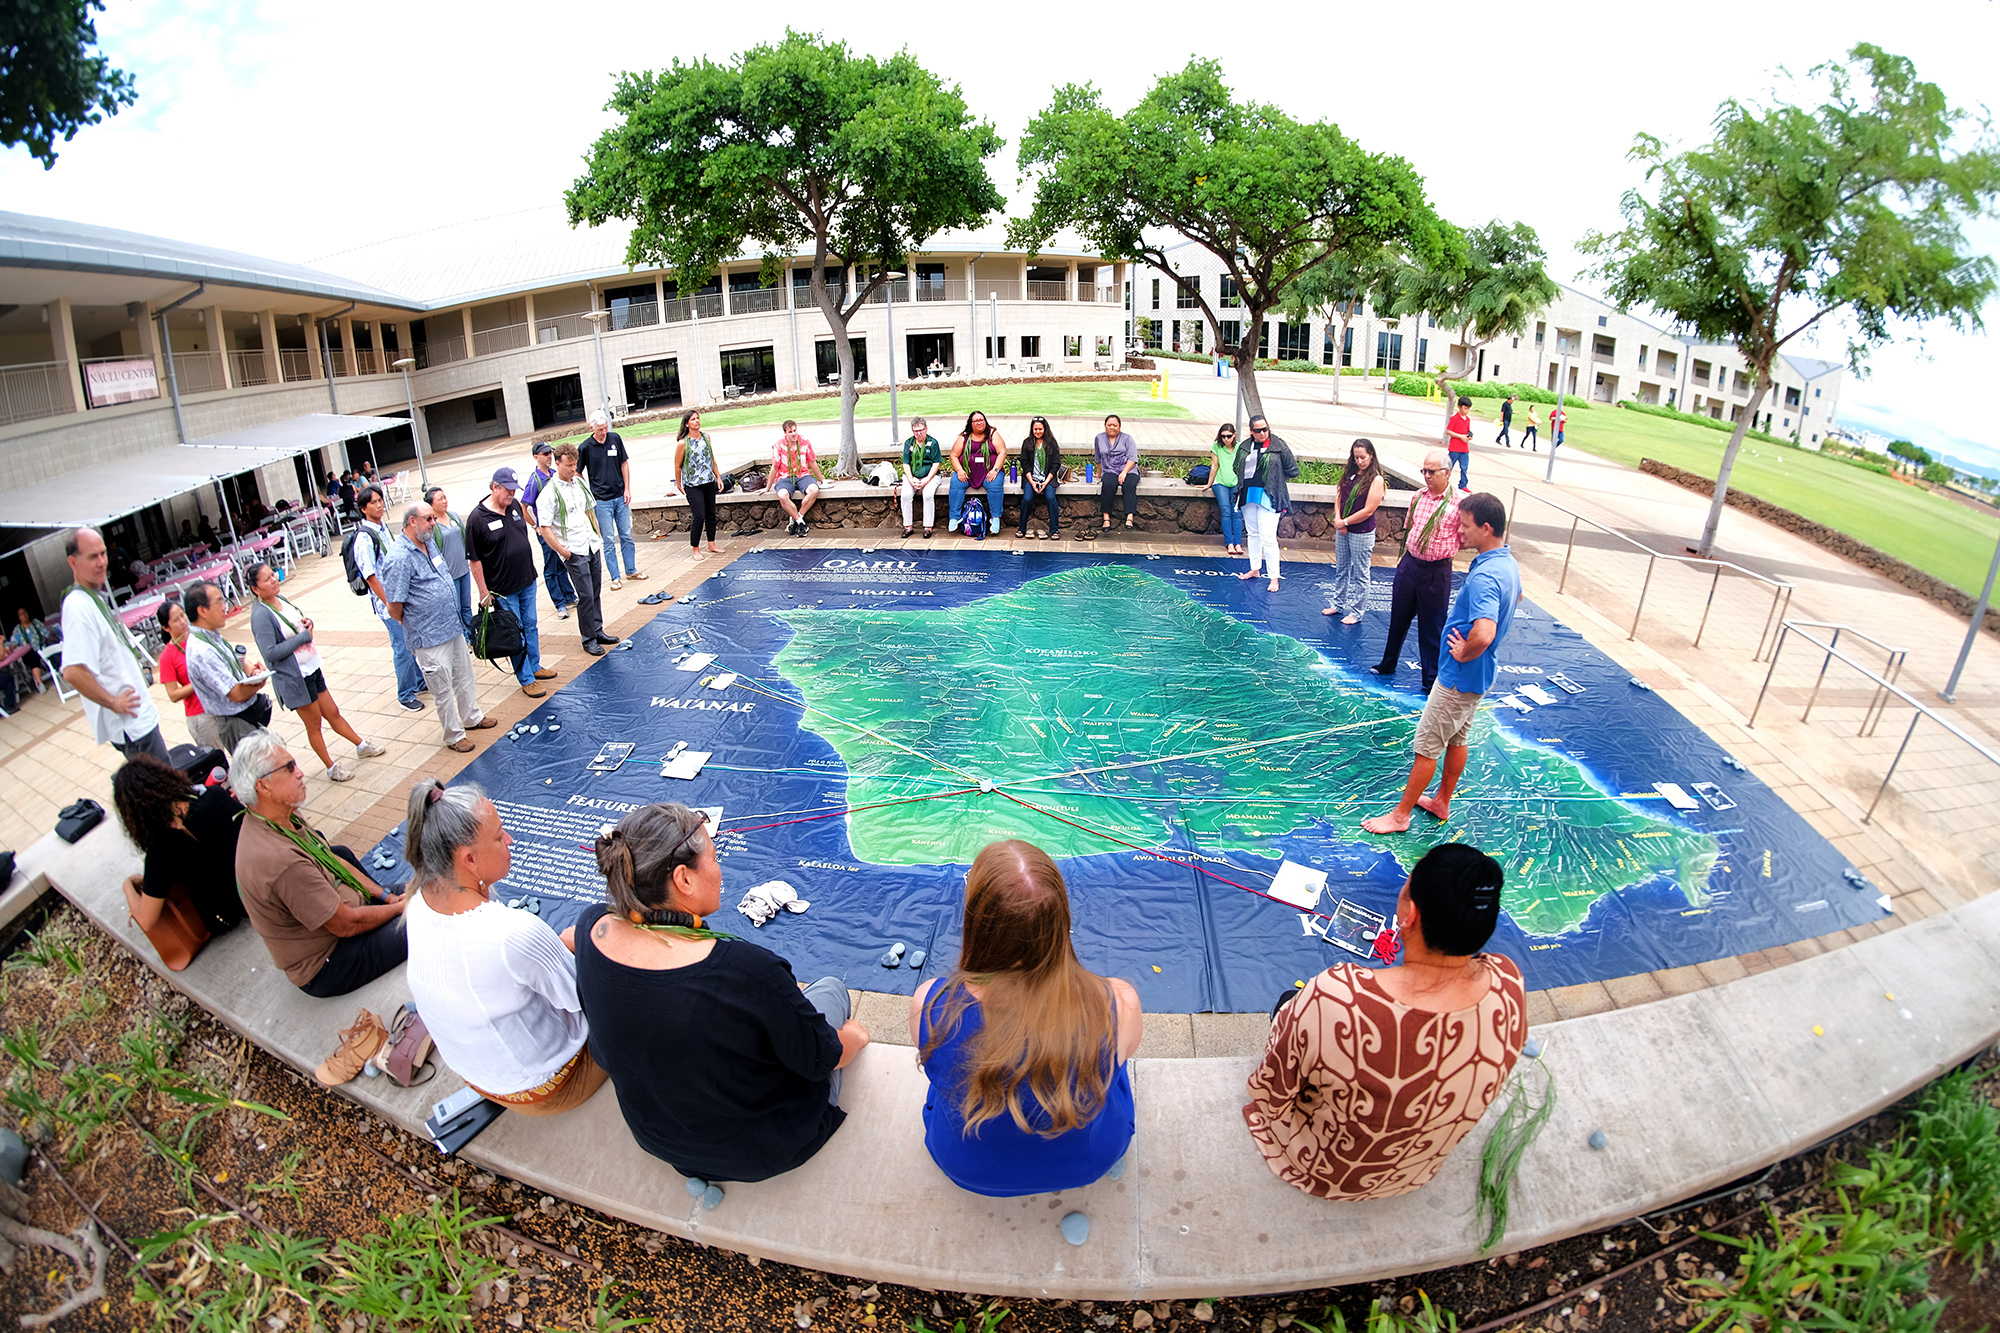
[111,726,170,763]
[687,482,719,546]
[301,846,409,998]
[1100,470,1139,519]
[1376,552,1454,692]
[561,548,605,644]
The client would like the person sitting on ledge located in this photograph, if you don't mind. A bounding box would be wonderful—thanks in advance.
[113,753,247,939]
[912,840,1140,1197]
[573,802,869,1207]
[401,779,606,1116]
[232,730,408,998]
[1244,842,1526,1201]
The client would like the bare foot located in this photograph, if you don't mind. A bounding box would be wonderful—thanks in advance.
[1361,810,1413,834]
[1266,579,1280,592]
[1342,613,1362,626]
[692,548,706,560]
[1238,570,1261,581]
[1322,605,1339,616]
[706,543,724,554]
[1415,793,1451,821]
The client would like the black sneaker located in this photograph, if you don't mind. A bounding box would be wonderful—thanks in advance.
[1367,663,1396,677]
[400,697,426,712]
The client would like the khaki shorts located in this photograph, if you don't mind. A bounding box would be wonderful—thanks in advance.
[1412,686,1482,759]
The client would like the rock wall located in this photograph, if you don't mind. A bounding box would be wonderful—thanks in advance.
[1640,458,2000,636]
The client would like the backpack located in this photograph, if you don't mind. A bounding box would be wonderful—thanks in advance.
[340,527,385,596]
[472,598,524,665]
[961,494,988,540]
[1186,463,1212,485]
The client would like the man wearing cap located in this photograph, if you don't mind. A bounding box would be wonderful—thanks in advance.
[383,504,494,751]
[534,442,620,657]
[519,442,578,621]
[579,411,643,590]
[465,467,557,698]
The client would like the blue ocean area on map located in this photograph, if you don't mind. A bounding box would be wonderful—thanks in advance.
[366,546,1888,1012]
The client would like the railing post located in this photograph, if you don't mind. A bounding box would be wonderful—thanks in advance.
[1746,623,1789,728]
[1630,554,1657,639]
[1801,630,1839,724]
[1693,564,1723,648]
[1865,711,1924,823]
[1559,516,1579,593]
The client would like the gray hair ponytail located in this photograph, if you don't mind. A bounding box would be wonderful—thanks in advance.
[595,802,710,920]
[404,778,489,887]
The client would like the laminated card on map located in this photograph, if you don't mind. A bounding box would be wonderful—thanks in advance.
[588,743,635,773]
[1268,859,1327,911]
[1324,899,1388,957]
[1653,782,1701,811]
[1519,684,1557,705]
[707,672,738,690]
[676,652,716,672]
[660,750,712,780]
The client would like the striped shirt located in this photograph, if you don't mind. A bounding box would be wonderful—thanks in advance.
[1404,489,1463,563]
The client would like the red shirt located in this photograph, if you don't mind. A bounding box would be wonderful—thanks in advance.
[158,641,204,717]
[1446,411,1472,454]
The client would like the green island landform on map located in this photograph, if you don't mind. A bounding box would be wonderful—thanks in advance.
[768,565,1717,937]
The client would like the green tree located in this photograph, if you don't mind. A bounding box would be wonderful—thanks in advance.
[1279,244,1403,405]
[1922,460,1954,485]
[1394,219,1558,411]
[1888,439,1931,471]
[1582,44,2000,557]
[566,31,1004,474]
[0,0,137,169]
[1009,58,1441,421]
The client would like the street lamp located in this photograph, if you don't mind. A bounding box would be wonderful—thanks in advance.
[391,358,428,487]
[882,271,905,445]
[581,309,614,423]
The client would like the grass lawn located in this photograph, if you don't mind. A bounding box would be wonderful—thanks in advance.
[1469,401,1999,595]
[551,381,1191,444]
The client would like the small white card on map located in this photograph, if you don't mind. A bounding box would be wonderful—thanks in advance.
[1653,781,1701,810]
[1519,684,1557,705]
[1268,859,1327,911]
[677,652,716,672]
[660,750,712,780]
[1497,694,1534,713]
[707,672,738,690]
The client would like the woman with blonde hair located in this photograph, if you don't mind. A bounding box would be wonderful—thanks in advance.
[911,840,1141,1201]
[574,802,868,1208]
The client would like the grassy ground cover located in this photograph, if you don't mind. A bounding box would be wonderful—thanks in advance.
[1476,401,2000,595]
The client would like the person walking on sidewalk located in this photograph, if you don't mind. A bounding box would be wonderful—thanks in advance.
[466,468,557,699]
[580,411,644,589]
[521,443,579,620]
[249,562,383,782]
[671,410,724,557]
[1494,393,1516,448]
[1363,494,1520,835]
[536,443,620,658]
[1369,450,1462,695]
[1520,405,1539,451]
[383,505,496,753]
[1446,396,1474,490]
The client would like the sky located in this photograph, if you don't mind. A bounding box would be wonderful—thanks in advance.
[5,0,1996,463]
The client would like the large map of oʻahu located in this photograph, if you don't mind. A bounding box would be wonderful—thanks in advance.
[364,548,1890,1011]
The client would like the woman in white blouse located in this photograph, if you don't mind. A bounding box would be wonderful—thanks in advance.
[401,778,607,1115]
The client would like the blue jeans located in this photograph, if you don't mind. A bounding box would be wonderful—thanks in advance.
[1212,483,1244,547]
[379,613,425,704]
[947,475,1004,530]
[593,496,636,579]
[452,572,473,634]
[1450,451,1470,489]
[539,536,576,608]
[1018,481,1059,534]
[489,586,541,687]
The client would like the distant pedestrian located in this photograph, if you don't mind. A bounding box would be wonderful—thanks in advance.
[1550,403,1566,450]
[1445,395,1473,490]
[424,487,473,632]
[1322,439,1386,625]
[1520,405,1540,451]
[521,443,579,620]
[535,444,618,658]
[1369,450,1462,695]
[1494,394,1516,448]
[1363,494,1521,835]
[898,416,944,539]
[352,486,426,712]
[1234,415,1299,592]
[465,469,555,699]
[672,410,724,557]
[771,420,827,537]
[579,411,644,587]
[249,562,383,782]
[1094,414,1140,531]
[1017,417,1063,539]
[1209,424,1244,555]
[383,505,495,752]
[181,580,270,756]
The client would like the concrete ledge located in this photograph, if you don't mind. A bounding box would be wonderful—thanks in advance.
[34,823,2000,1298]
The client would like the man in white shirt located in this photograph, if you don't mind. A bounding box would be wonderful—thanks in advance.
[533,442,617,656]
[353,486,426,712]
[182,580,270,755]
[58,526,167,762]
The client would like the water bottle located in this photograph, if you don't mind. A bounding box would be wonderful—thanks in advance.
[1009,462,1019,483]
[1085,462,1096,483]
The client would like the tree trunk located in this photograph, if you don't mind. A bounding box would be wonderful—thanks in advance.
[1332,311,1353,406]
[1234,306,1267,422]
[1695,376,1772,557]
[807,269,862,478]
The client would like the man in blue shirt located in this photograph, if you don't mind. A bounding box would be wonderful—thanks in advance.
[383,505,496,753]
[1363,493,1521,835]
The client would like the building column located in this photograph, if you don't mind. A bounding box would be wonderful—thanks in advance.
[133,301,161,376]
[523,292,538,343]
[258,310,281,384]
[205,305,230,387]
[302,316,324,380]
[461,307,476,358]
[49,298,83,415]
[1018,256,1029,296]
[499,373,533,439]
[1066,261,1078,303]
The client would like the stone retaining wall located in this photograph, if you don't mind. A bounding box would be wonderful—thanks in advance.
[1640,458,2000,636]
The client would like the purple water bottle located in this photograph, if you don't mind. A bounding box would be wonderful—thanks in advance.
[1009,462,1019,483]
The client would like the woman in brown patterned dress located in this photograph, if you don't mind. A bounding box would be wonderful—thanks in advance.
[1243,843,1527,1201]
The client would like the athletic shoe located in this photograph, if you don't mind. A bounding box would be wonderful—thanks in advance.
[399,698,425,712]
[557,606,571,620]
[327,759,355,783]
[315,1009,386,1087]
[355,740,387,758]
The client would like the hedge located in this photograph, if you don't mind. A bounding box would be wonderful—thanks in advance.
[1391,375,1589,410]
[1616,398,1790,445]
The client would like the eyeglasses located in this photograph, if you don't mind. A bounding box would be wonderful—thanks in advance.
[1419,467,1445,476]
[259,758,300,780]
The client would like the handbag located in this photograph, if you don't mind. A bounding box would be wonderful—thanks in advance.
[473,599,525,665]
[134,883,212,972]
[378,1006,437,1087]
[239,692,274,729]
[55,799,104,844]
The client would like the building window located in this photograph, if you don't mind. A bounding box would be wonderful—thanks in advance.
[1177,278,1199,308]
[1427,315,1436,329]
[1276,322,1309,359]
[815,337,867,384]
[983,337,1007,359]
[1188,320,1203,353]
[721,345,778,395]
[1020,336,1041,358]
[1535,321,1546,346]
[1219,277,1242,308]
[1597,315,1608,326]
[1375,331,1403,372]
[473,396,497,424]
[1323,324,1339,366]
[1095,335,1112,357]
[1814,387,1821,397]
[1220,319,1243,352]
[1066,335,1083,357]
[1257,323,1271,359]
[1124,283,1131,311]
[1417,338,1429,373]
[1341,326,1353,367]
[1511,337,1519,349]
[1151,279,1160,310]
[1637,344,1648,372]
[623,357,681,410]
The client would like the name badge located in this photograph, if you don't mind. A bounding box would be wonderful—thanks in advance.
[607,446,619,457]
[488,520,504,531]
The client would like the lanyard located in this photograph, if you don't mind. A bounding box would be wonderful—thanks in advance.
[72,584,143,670]
[196,628,246,679]
[252,813,371,899]
[1412,492,1450,551]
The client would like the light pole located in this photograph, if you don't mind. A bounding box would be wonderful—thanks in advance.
[581,309,613,422]
[1942,530,2000,703]
[391,358,428,487]
[1546,349,1569,482]
[881,271,905,445]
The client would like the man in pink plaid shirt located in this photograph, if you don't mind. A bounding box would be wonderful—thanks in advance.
[770,421,827,536]
[1369,449,1463,694]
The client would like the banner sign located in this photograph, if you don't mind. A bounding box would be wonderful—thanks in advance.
[84,358,160,407]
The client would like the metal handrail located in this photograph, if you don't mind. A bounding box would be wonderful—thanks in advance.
[1748,619,2000,822]
[1510,486,1795,658]
[1756,619,1908,735]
